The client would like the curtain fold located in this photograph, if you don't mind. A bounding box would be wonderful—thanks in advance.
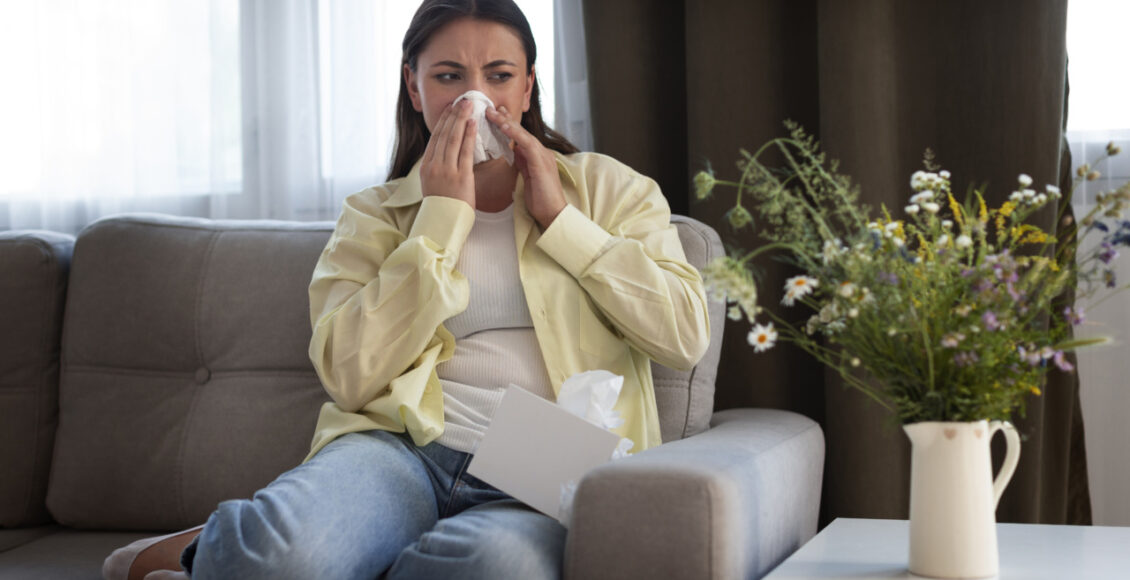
[583,0,1090,526]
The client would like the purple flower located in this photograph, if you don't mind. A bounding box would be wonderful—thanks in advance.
[981,310,1001,331]
[878,271,899,285]
[1006,281,1023,302]
[1099,242,1119,265]
[960,268,976,278]
[1064,306,1085,326]
[1053,350,1075,372]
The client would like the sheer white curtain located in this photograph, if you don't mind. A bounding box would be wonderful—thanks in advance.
[0,0,588,234]
[1065,0,1130,527]
[0,0,241,232]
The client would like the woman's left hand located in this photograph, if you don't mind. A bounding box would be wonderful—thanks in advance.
[487,106,567,229]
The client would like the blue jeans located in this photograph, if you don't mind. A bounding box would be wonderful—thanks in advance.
[181,430,566,579]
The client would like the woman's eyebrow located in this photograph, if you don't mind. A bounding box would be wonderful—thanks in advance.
[429,60,518,70]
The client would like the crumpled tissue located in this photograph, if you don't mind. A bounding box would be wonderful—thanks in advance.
[452,90,514,166]
[556,370,635,526]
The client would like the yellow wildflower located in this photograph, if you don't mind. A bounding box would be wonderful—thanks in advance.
[977,192,989,225]
[948,194,965,228]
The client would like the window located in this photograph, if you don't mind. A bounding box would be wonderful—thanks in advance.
[1066,0,1130,208]
[0,0,241,200]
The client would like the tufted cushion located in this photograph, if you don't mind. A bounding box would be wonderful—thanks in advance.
[46,216,335,531]
[0,231,73,528]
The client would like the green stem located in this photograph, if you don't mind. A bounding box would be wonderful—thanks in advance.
[735,242,796,266]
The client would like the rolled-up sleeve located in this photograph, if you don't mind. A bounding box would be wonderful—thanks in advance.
[308,193,475,413]
[537,161,710,370]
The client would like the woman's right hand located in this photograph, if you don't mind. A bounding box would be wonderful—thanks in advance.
[419,99,476,208]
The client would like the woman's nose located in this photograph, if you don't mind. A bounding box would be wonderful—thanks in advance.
[466,74,487,94]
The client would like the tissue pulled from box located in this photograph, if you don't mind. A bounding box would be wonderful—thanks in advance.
[452,90,514,165]
[557,370,634,458]
[556,370,636,527]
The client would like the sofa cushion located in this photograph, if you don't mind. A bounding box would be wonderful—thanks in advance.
[653,216,724,442]
[0,231,73,528]
[47,216,335,531]
[0,529,150,579]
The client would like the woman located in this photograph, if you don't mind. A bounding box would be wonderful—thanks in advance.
[106,1,708,578]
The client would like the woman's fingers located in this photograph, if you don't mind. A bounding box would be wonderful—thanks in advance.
[420,99,475,207]
[459,118,477,171]
[486,105,566,228]
[443,100,473,165]
[422,104,452,163]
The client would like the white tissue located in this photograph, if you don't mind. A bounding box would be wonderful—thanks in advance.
[556,370,636,527]
[452,90,514,165]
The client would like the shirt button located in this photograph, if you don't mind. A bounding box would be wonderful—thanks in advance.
[539,308,547,319]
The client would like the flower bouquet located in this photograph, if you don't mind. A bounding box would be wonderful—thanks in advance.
[696,121,1126,424]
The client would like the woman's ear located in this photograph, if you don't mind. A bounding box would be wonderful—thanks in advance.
[404,64,423,112]
[523,66,534,113]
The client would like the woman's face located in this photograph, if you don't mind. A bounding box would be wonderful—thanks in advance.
[404,17,534,133]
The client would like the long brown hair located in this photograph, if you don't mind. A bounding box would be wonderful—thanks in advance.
[388,0,579,181]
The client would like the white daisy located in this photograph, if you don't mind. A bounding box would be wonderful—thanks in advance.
[747,323,778,352]
[781,276,818,306]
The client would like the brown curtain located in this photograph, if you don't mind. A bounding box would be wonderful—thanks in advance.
[583,0,1090,526]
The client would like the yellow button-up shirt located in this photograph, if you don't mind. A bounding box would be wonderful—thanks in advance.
[306,152,710,460]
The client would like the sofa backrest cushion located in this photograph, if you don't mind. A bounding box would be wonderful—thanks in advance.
[657,216,724,442]
[47,216,335,531]
[0,231,73,528]
[45,212,723,531]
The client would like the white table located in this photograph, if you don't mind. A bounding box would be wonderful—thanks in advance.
[764,518,1130,579]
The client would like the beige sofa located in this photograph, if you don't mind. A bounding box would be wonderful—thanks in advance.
[0,213,824,579]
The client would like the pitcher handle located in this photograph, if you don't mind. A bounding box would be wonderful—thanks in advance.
[988,420,1021,508]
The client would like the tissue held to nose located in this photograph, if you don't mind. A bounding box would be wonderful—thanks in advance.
[452,90,515,165]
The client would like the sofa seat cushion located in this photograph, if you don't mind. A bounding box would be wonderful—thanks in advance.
[0,526,60,554]
[0,529,150,579]
[47,215,336,531]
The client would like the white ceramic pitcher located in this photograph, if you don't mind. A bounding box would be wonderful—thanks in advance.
[903,420,1020,579]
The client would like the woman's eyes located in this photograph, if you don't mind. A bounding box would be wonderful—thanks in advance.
[433,72,513,83]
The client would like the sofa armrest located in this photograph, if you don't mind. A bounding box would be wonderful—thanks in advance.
[564,408,825,580]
